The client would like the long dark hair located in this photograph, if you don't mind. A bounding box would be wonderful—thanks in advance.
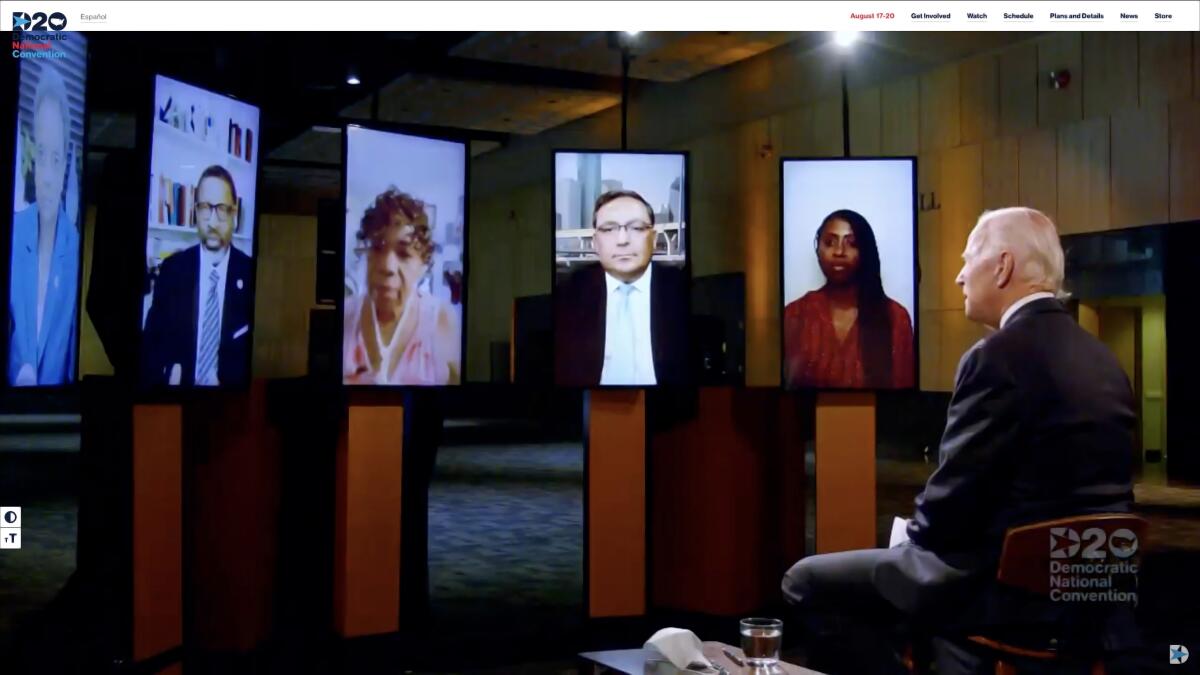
[814,209,893,386]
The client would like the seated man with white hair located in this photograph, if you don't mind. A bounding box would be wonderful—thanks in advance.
[782,207,1138,674]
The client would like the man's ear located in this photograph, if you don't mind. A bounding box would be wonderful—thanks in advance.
[994,251,1015,288]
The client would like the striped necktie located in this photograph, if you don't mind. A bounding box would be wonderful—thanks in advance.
[196,266,221,384]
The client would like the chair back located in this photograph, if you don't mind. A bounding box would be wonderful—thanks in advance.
[995,513,1147,597]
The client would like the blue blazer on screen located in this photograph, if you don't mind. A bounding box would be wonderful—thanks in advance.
[8,204,79,386]
[140,244,254,387]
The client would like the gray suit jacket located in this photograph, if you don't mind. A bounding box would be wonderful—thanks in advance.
[873,299,1136,646]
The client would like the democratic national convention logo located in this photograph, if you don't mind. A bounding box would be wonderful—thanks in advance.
[1047,526,1140,605]
[1171,645,1189,665]
[12,10,68,31]
[11,10,71,59]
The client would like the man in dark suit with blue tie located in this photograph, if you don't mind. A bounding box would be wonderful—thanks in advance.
[554,190,690,387]
[141,165,254,387]
[781,208,1138,673]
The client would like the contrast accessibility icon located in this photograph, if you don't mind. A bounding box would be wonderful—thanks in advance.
[1,506,19,550]
[1170,645,1189,665]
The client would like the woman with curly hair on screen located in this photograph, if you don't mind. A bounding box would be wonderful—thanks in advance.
[343,187,460,385]
[783,208,914,389]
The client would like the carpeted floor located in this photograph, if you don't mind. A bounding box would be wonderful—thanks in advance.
[4,426,1200,673]
[428,442,584,633]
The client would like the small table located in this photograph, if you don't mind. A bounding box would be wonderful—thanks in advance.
[580,641,825,674]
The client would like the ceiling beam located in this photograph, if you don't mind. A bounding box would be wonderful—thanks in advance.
[327,117,511,144]
[400,56,631,93]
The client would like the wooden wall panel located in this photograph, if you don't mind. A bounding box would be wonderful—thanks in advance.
[920,64,960,152]
[849,86,882,156]
[918,310,942,392]
[778,98,842,157]
[983,137,1020,211]
[1018,129,1058,223]
[999,42,1038,137]
[1082,32,1139,119]
[253,214,317,379]
[814,393,876,553]
[917,209,942,312]
[1111,103,1169,228]
[132,405,183,663]
[1037,33,1083,129]
[960,54,999,144]
[1141,32,1194,106]
[588,390,647,617]
[1170,99,1200,222]
[737,118,781,387]
[881,77,920,156]
[811,97,846,157]
[1056,117,1110,234]
[334,405,404,638]
[918,152,942,311]
[939,145,982,311]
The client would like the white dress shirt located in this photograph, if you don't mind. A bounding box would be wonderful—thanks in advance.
[600,263,657,385]
[194,245,231,385]
[1000,291,1055,329]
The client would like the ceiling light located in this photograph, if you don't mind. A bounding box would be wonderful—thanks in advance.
[833,31,860,48]
[346,75,361,86]
[624,31,640,37]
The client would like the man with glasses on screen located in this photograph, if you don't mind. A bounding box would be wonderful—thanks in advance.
[554,190,688,386]
[142,164,253,386]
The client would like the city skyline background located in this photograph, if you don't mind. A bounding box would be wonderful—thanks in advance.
[554,152,685,231]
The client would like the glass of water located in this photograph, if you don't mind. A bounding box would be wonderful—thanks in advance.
[739,617,782,667]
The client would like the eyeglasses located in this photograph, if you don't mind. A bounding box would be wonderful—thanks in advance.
[363,236,421,258]
[196,202,235,221]
[595,222,654,236]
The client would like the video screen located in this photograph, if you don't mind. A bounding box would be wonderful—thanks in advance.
[7,37,88,387]
[342,125,465,386]
[139,75,260,388]
[781,158,916,390]
[553,151,689,387]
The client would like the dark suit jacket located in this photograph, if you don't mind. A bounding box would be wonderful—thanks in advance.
[875,299,1136,644]
[554,262,690,386]
[141,244,255,386]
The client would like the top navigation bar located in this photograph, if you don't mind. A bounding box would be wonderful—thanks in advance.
[1,1,1197,31]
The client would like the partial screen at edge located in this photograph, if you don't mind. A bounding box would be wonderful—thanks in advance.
[342,125,466,386]
[781,158,916,391]
[139,75,260,388]
[552,151,689,387]
[7,35,88,387]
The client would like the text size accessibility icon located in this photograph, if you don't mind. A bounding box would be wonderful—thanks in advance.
[1,506,20,549]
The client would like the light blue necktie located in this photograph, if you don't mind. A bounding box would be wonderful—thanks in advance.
[609,283,637,382]
[196,266,220,384]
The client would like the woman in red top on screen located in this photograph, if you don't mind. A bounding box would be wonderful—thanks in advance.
[783,209,914,389]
